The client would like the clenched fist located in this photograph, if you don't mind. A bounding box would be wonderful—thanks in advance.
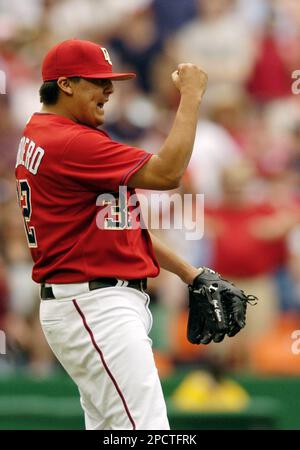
[172,63,208,100]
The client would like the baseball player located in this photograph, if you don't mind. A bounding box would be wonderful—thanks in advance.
[15,39,207,430]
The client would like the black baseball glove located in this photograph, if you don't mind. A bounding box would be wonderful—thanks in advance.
[187,268,257,345]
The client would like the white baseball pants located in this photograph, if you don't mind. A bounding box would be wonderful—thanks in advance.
[39,284,170,430]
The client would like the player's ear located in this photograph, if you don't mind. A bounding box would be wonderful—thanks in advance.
[57,77,74,96]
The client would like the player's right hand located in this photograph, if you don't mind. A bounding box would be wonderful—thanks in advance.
[172,64,208,100]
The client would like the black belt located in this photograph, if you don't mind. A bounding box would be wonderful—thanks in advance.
[40,278,147,300]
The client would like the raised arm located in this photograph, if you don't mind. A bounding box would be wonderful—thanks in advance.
[128,64,207,190]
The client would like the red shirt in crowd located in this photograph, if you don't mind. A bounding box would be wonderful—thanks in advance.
[206,203,288,278]
[247,35,291,101]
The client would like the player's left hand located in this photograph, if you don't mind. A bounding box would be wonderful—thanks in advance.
[187,267,257,345]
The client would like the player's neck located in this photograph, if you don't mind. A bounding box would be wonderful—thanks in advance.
[40,104,77,123]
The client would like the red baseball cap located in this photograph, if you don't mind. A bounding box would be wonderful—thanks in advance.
[42,39,136,82]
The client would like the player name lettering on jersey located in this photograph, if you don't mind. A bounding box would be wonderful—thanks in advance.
[15,136,44,175]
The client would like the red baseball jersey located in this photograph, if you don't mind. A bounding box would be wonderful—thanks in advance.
[15,113,159,283]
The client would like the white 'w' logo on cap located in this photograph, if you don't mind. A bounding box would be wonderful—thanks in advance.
[100,47,112,65]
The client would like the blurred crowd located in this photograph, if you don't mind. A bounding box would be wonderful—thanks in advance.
[1,0,300,378]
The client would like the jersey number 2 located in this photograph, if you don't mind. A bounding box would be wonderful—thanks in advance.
[16,180,38,248]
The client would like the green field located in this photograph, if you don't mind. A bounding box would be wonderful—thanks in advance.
[0,371,299,430]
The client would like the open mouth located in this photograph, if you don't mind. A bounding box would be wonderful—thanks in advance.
[97,103,104,110]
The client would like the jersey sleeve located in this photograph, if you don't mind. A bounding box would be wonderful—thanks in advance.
[59,129,152,192]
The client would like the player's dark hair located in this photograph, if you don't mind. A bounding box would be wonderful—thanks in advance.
[39,77,81,105]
